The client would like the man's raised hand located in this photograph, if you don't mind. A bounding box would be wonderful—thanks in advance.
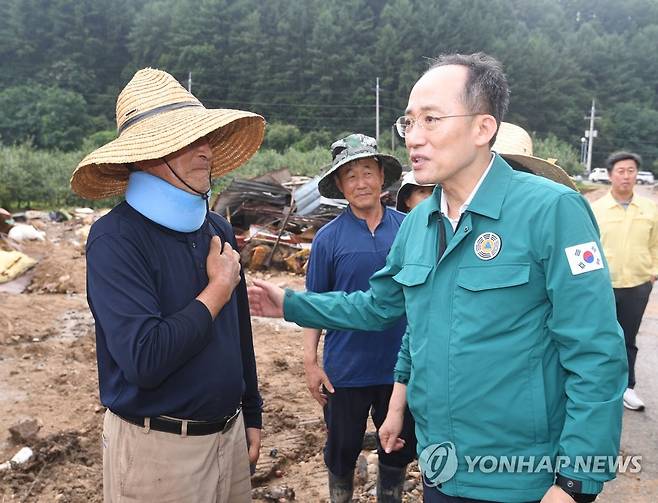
[197,237,241,318]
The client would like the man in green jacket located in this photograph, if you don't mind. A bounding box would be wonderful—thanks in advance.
[250,53,627,503]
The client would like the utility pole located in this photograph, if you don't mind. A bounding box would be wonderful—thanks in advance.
[391,124,395,151]
[375,77,380,145]
[187,72,192,93]
[584,99,600,174]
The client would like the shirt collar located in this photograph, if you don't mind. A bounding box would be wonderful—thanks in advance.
[428,153,510,225]
[346,203,388,227]
[439,153,495,220]
[603,190,637,209]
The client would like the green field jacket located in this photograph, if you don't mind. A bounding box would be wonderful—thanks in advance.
[284,155,627,501]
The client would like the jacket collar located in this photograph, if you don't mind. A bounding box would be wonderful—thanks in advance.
[601,190,637,209]
[426,153,513,225]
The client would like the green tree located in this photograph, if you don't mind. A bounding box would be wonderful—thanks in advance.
[0,0,657,176]
[305,0,378,135]
[294,130,334,152]
[594,102,658,170]
[533,134,583,176]
[501,32,588,140]
[0,85,90,151]
[262,123,302,152]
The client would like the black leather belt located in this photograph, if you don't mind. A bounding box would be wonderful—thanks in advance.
[114,407,241,436]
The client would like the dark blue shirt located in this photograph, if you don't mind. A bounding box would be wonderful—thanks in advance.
[86,202,262,427]
[306,205,407,387]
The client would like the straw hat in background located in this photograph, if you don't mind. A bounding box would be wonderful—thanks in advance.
[493,122,577,190]
[318,133,403,200]
[70,68,265,200]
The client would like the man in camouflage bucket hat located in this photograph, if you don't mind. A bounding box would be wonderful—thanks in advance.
[305,134,414,502]
[318,133,403,199]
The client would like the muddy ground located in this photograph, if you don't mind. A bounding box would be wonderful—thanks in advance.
[0,185,656,502]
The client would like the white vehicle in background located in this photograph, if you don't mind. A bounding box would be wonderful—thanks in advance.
[637,171,655,185]
[588,168,609,183]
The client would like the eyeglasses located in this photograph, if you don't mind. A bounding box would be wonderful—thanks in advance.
[394,113,480,138]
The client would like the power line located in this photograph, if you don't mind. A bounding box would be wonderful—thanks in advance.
[202,99,377,109]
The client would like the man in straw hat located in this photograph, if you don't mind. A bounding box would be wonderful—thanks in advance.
[71,68,265,502]
[492,122,577,191]
[591,150,658,412]
[304,134,415,502]
[248,53,626,503]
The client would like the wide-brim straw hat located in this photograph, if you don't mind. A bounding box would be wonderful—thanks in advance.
[318,133,402,199]
[493,122,576,190]
[396,170,436,212]
[71,68,265,199]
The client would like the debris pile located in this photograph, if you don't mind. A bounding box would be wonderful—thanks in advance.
[213,169,347,273]
[0,427,100,502]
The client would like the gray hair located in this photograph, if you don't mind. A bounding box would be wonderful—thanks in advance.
[428,52,510,145]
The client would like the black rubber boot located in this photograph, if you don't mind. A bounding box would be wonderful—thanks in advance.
[328,469,354,503]
[377,463,406,502]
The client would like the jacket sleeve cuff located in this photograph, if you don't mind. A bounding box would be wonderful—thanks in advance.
[394,371,410,384]
[282,289,298,322]
[557,470,604,495]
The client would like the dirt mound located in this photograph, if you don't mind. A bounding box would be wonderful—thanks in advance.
[24,220,87,295]
[27,256,84,294]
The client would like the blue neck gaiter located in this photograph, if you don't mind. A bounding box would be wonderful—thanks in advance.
[125,171,209,232]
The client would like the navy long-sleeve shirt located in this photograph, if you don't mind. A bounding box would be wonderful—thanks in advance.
[86,202,262,427]
[306,205,407,386]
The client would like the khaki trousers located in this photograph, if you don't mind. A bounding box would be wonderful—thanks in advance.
[102,410,251,503]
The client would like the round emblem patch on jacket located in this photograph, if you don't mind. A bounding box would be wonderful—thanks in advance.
[474,232,501,260]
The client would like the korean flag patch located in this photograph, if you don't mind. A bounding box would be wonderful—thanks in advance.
[564,241,605,275]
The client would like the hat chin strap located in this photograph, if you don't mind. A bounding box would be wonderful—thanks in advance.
[163,158,211,214]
